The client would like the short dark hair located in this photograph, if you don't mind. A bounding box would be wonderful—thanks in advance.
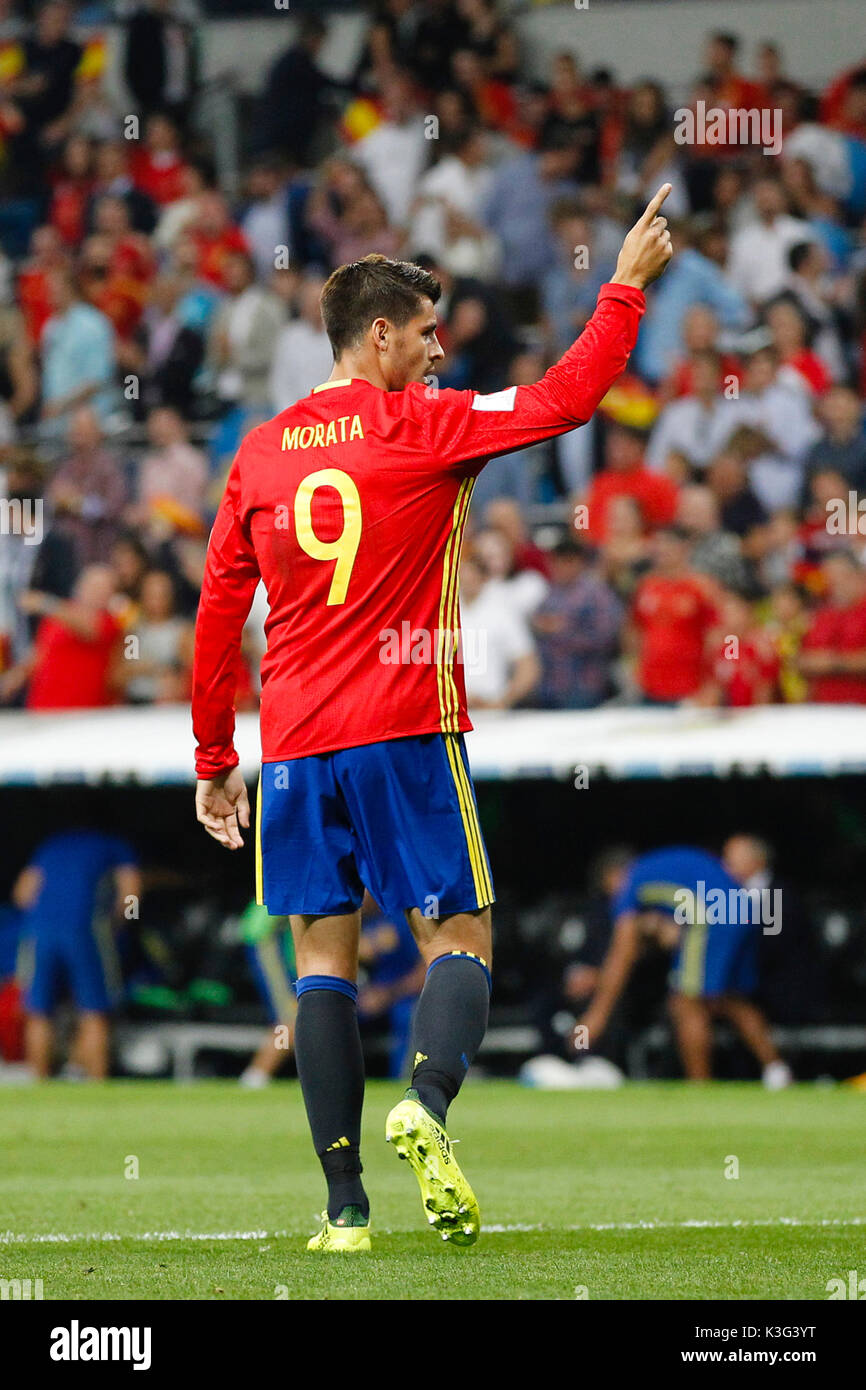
[320,254,441,356]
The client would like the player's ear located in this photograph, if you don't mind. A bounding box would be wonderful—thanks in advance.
[371,316,389,352]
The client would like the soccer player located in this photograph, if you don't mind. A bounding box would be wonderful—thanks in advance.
[13,828,141,1079]
[192,185,673,1252]
[576,844,792,1085]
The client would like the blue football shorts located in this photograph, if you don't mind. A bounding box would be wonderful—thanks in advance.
[255,731,495,923]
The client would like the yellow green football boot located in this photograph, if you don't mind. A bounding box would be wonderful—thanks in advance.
[306,1205,371,1253]
[385,1089,480,1246]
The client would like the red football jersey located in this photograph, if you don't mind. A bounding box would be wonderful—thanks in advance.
[192,283,645,776]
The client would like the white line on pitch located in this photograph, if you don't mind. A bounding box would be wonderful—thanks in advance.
[1,1215,865,1245]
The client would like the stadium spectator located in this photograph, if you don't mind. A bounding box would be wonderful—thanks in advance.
[582,423,678,542]
[459,549,540,710]
[614,80,685,215]
[413,251,519,393]
[130,113,191,209]
[646,349,739,472]
[482,496,552,580]
[0,0,82,196]
[126,271,205,417]
[251,16,347,166]
[0,563,122,710]
[354,70,429,230]
[12,827,141,1079]
[112,568,193,706]
[705,441,770,540]
[48,407,127,566]
[659,302,742,404]
[38,269,118,436]
[634,219,749,383]
[133,406,207,526]
[677,483,751,592]
[0,267,37,426]
[804,385,866,489]
[238,158,292,285]
[268,272,333,413]
[48,133,96,249]
[409,125,498,279]
[598,495,651,601]
[784,240,848,380]
[628,526,717,704]
[799,549,866,702]
[207,250,285,417]
[0,449,76,668]
[480,133,581,320]
[541,196,617,356]
[726,176,812,307]
[86,139,157,236]
[472,524,548,621]
[699,588,779,707]
[766,295,833,397]
[188,190,249,290]
[764,581,810,702]
[729,346,821,510]
[530,535,623,710]
[123,0,198,129]
[16,224,69,347]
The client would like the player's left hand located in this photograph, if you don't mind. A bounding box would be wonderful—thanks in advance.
[195,766,251,849]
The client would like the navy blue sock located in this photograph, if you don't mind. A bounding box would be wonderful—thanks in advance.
[410,952,491,1124]
[294,976,369,1221]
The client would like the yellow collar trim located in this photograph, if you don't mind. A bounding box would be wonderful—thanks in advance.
[311,378,354,393]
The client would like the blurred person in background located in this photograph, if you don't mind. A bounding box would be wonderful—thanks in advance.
[38,269,118,437]
[676,483,752,593]
[0,0,82,196]
[188,190,249,291]
[646,349,740,473]
[705,439,770,540]
[698,587,779,708]
[133,405,207,525]
[125,271,205,417]
[482,496,551,580]
[726,175,811,307]
[0,563,122,710]
[48,406,127,566]
[85,138,158,236]
[48,133,96,250]
[129,112,191,209]
[355,70,429,232]
[238,157,292,285]
[577,844,792,1086]
[207,250,285,420]
[530,534,623,710]
[357,892,425,1080]
[598,494,651,602]
[408,124,498,280]
[804,384,866,489]
[472,523,548,620]
[268,272,332,414]
[111,568,193,706]
[251,16,347,167]
[627,526,716,705]
[237,899,296,1089]
[123,0,198,130]
[582,422,678,542]
[723,833,824,1027]
[765,295,834,397]
[458,548,540,710]
[658,301,742,404]
[634,218,749,384]
[12,827,141,1079]
[412,251,519,393]
[0,449,76,669]
[762,582,810,703]
[541,196,618,357]
[728,346,820,511]
[798,549,866,702]
[0,258,38,427]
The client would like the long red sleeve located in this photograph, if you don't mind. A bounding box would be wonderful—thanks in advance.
[192,456,261,778]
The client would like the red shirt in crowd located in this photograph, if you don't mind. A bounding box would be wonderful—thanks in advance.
[193,225,250,289]
[583,465,678,542]
[131,149,190,207]
[26,611,121,710]
[632,575,717,700]
[705,633,780,706]
[800,596,866,702]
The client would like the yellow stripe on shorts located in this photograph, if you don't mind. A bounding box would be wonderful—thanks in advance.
[255,768,264,907]
[443,733,494,907]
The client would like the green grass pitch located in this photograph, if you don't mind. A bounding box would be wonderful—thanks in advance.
[2,1080,863,1300]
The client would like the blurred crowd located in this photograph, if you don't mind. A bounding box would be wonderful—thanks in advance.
[1,1,866,713]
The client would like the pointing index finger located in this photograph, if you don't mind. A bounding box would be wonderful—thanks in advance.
[641,183,672,225]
